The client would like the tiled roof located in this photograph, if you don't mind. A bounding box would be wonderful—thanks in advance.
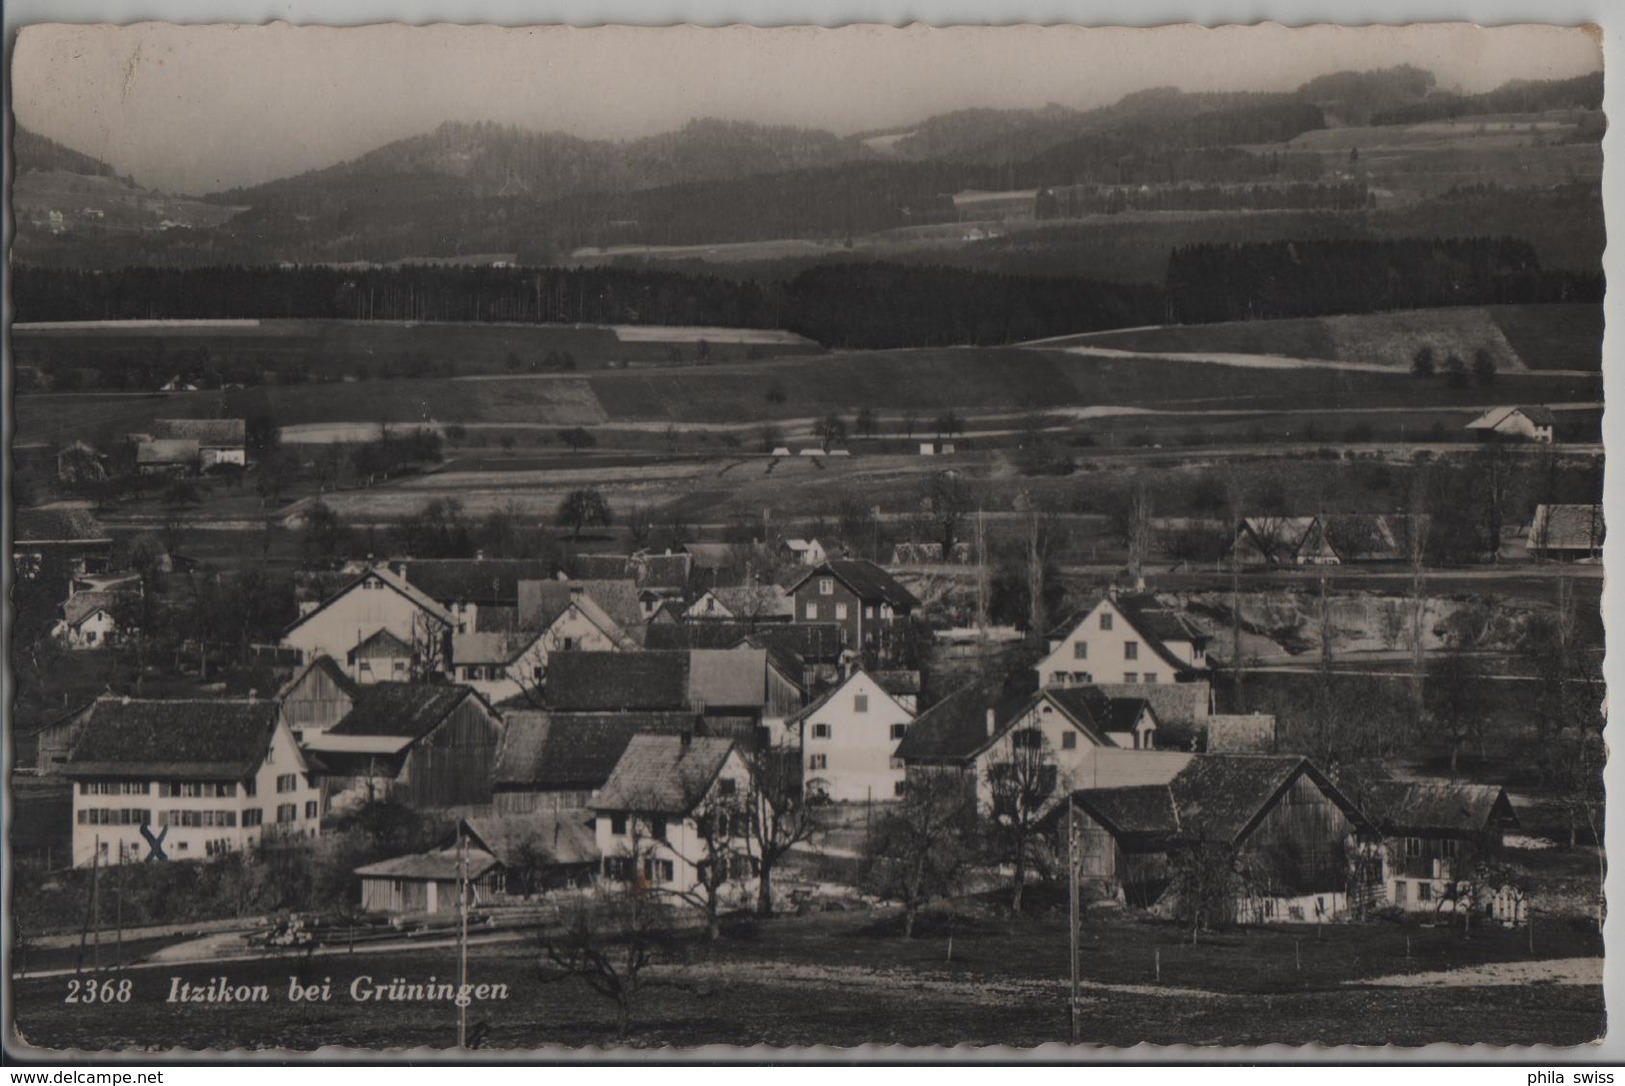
[1359,780,1518,835]
[567,552,693,591]
[592,735,736,815]
[63,698,284,779]
[494,710,697,789]
[524,578,646,642]
[328,683,479,739]
[743,623,848,663]
[401,559,560,606]
[873,669,923,696]
[1065,754,1350,849]
[151,418,246,445]
[15,507,110,542]
[895,671,1038,763]
[452,630,537,666]
[688,648,766,709]
[1043,687,1148,741]
[136,439,199,464]
[1467,405,1557,430]
[354,849,499,881]
[545,652,690,712]
[460,812,600,867]
[62,591,117,628]
[787,559,919,609]
[786,668,915,727]
[1090,682,1209,728]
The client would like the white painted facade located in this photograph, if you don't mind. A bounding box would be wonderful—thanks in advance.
[593,748,751,893]
[55,607,117,650]
[1035,598,1202,688]
[199,445,248,469]
[282,571,448,665]
[70,718,322,867]
[970,701,1179,817]
[799,671,916,803]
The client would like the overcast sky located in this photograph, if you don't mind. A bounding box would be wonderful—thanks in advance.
[11,21,1603,195]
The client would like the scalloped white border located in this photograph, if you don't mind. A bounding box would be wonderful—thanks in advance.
[1,3,1618,1065]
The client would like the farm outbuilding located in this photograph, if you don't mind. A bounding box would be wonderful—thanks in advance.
[355,849,501,915]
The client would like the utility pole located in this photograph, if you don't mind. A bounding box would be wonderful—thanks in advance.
[1067,797,1081,1043]
[457,828,469,1049]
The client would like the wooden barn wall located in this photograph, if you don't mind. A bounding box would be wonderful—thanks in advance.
[494,788,593,815]
[1242,774,1356,894]
[401,698,504,810]
[283,669,355,733]
[766,667,805,719]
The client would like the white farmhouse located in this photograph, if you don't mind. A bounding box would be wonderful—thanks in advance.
[61,697,322,867]
[450,586,638,703]
[1465,406,1556,444]
[788,668,916,802]
[591,735,751,894]
[1036,594,1207,688]
[53,591,118,650]
[281,565,453,669]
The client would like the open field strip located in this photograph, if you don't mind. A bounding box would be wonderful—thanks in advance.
[1355,958,1602,988]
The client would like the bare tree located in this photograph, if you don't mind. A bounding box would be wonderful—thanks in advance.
[983,727,1065,913]
[1127,483,1154,586]
[742,747,822,917]
[1164,830,1255,944]
[536,819,675,1040]
[666,787,754,940]
[409,611,449,681]
[924,471,974,555]
[861,771,977,938]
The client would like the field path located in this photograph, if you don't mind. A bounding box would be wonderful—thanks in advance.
[1352,957,1601,989]
[1053,345,1596,379]
[673,959,1223,1003]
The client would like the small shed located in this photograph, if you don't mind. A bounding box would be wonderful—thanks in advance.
[355,849,501,915]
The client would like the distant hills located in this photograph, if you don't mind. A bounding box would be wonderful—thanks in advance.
[10,65,1605,271]
[14,127,124,181]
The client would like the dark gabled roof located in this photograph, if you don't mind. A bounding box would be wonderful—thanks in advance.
[151,418,246,445]
[61,591,118,628]
[14,507,110,543]
[459,813,600,867]
[688,648,767,709]
[62,698,284,779]
[895,671,1039,764]
[645,623,759,650]
[873,669,922,696]
[347,628,413,661]
[1166,754,1313,844]
[568,552,693,591]
[401,559,561,606]
[452,630,537,666]
[1060,754,1368,851]
[742,622,848,663]
[1114,595,1205,648]
[592,735,736,815]
[545,652,691,712]
[494,710,698,789]
[787,560,919,610]
[1360,780,1519,835]
[328,683,480,739]
[1091,681,1209,728]
[354,849,499,881]
[280,654,361,701]
[1072,785,1181,844]
[1044,687,1152,740]
[284,565,452,638]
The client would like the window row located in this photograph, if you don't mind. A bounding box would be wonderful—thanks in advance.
[80,781,149,795]
[159,781,238,798]
[78,808,150,825]
[160,810,239,828]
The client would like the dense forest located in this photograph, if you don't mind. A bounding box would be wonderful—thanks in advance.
[13,126,121,178]
[1165,237,1604,323]
[10,261,1163,350]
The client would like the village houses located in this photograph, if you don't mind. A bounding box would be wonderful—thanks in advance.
[281,564,453,670]
[787,559,919,656]
[1465,405,1556,444]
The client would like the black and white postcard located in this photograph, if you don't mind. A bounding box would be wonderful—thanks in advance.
[4,18,1609,1056]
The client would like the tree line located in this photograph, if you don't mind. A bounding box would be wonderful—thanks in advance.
[1165,236,1604,324]
[1037,181,1371,218]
